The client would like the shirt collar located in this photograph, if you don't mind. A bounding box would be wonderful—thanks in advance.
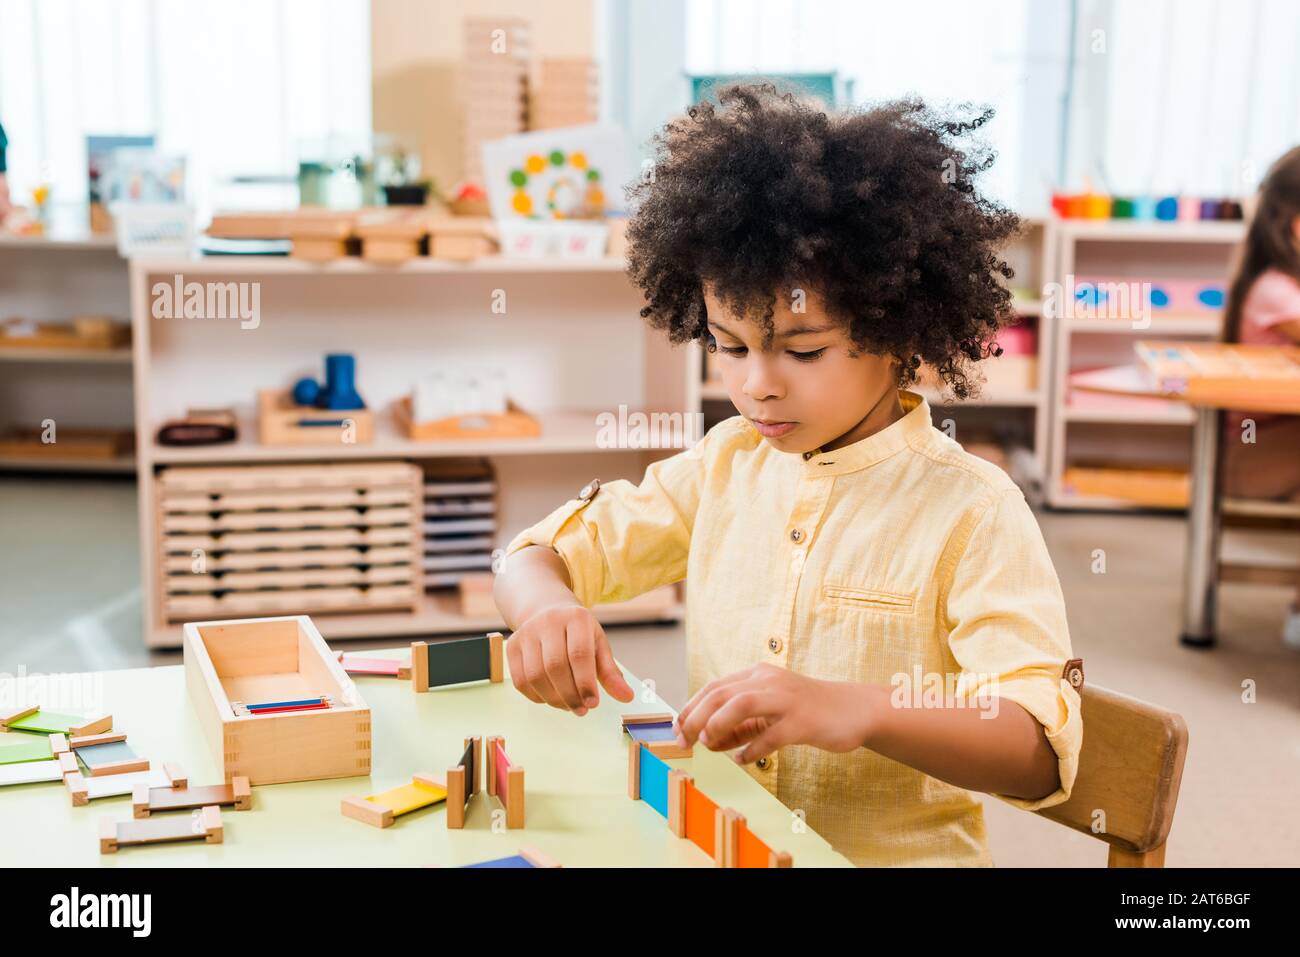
[796,389,933,477]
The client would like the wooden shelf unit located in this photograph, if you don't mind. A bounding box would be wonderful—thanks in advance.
[1046,219,1246,510]
[0,234,132,474]
[130,256,698,649]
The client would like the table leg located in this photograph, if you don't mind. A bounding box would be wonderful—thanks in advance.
[1181,407,1221,648]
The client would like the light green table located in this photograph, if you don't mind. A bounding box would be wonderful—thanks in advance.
[0,651,852,867]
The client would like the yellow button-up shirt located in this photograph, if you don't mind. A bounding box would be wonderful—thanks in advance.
[504,390,1082,866]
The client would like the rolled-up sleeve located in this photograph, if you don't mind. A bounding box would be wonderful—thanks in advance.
[503,424,725,608]
[940,487,1083,812]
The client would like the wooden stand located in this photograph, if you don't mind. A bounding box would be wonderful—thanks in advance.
[0,706,112,737]
[100,806,223,854]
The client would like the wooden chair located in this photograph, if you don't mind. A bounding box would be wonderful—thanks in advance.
[1035,684,1189,867]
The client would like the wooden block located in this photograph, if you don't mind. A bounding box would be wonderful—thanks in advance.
[69,732,126,749]
[57,751,79,777]
[100,806,223,854]
[0,705,39,728]
[713,807,727,867]
[163,762,188,788]
[519,846,561,868]
[627,738,641,800]
[721,809,743,868]
[667,770,690,838]
[411,640,430,693]
[69,714,113,737]
[87,758,151,778]
[469,736,482,795]
[446,766,466,829]
[64,771,89,806]
[49,733,68,756]
[341,795,394,828]
[505,766,524,829]
[488,632,504,683]
[769,850,793,868]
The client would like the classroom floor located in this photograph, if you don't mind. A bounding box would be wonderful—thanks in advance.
[2,473,1298,867]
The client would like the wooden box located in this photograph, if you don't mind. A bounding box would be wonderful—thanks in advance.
[157,461,423,622]
[0,427,134,461]
[183,615,371,785]
[258,389,374,447]
[394,396,540,441]
[427,216,496,261]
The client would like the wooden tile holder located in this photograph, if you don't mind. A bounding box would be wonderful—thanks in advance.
[257,389,375,447]
[621,712,693,759]
[0,706,112,737]
[100,806,223,854]
[446,736,482,830]
[64,760,185,807]
[393,396,541,442]
[341,773,446,828]
[486,735,524,830]
[336,651,411,680]
[133,766,252,818]
[183,615,372,785]
[411,632,504,692]
[51,731,150,777]
[157,462,422,622]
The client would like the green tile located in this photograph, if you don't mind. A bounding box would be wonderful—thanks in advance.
[0,734,54,765]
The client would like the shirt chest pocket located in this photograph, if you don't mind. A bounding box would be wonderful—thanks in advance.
[822,582,916,615]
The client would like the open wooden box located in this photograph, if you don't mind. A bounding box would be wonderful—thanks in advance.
[183,615,371,785]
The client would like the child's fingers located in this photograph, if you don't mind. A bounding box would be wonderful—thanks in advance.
[565,619,602,709]
[676,674,752,746]
[538,626,587,714]
[519,632,568,711]
[593,629,635,703]
[506,636,544,704]
[700,690,780,750]
[732,719,792,765]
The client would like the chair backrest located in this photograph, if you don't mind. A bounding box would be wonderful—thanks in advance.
[1035,684,1189,867]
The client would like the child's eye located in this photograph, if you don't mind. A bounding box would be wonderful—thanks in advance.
[719,344,747,356]
[790,349,826,362]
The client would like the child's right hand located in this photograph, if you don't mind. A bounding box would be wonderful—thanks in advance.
[505,604,636,716]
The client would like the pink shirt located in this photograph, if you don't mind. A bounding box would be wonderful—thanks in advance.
[1238,269,1300,346]
[1227,269,1300,432]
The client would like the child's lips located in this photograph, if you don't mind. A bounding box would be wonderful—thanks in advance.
[751,419,797,437]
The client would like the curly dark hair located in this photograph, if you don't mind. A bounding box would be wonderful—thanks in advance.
[625,82,1022,399]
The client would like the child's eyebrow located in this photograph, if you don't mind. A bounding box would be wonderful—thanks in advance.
[708,319,836,339]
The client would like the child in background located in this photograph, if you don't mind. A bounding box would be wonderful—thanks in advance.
[494,84,1082,866]
[1221,145,1300,646]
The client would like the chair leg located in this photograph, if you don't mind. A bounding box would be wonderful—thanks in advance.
[1108,842,1166,867]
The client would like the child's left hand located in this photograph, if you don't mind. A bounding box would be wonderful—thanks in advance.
[674,663,877,764]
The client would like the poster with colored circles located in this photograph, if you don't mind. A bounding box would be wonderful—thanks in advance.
[482,126,631,222]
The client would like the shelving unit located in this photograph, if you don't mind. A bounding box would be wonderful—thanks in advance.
[129,254,696,648]
[1046,219,1246,510]
[0,229,134,473]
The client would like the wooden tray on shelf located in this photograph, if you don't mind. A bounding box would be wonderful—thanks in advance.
[0,427,134,461]
[257,389,374,447]
[393,396,541,441]
[0,317,130,352]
